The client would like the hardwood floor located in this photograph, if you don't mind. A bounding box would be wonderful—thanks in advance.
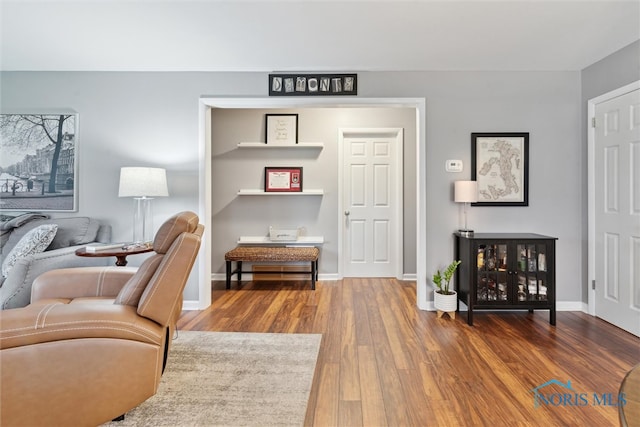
[178,279,640,426]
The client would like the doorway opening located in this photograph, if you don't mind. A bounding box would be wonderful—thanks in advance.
[195,97,427,310]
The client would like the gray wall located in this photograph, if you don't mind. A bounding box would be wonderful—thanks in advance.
[582,41,640,102]
[1,69,586,304]
[580,40,640,303]
[398,72,582,304]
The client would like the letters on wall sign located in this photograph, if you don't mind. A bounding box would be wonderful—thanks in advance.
[269,74,357,96]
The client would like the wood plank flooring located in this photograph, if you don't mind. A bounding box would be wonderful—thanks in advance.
[177,279,640,426]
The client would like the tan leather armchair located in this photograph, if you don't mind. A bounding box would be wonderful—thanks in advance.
[0,211,204,427]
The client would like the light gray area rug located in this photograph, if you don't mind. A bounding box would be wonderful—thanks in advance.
[104,331,322,427]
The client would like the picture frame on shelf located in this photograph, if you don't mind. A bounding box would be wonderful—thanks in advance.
[471,132,529,206]
[265,113,298,145]
[264,167,303,192]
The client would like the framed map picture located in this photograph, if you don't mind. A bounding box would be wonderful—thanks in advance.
[471,132,529,206]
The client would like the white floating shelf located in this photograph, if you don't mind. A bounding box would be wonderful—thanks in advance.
[238,236,324,245]
[237,189,324,196]
[237,142,324,148]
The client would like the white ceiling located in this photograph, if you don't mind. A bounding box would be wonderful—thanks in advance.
[1,0,639,72]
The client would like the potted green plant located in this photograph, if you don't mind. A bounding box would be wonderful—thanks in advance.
[432,260,461,318]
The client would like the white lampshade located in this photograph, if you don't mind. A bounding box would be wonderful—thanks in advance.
[454,181,478,203]
[118,167,169,198]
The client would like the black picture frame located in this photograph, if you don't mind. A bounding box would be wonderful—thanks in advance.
[269,73,357,96]
[471,132,529,206]
[264,167,303,192]
[265,113,298,145]
[0,113,79,211]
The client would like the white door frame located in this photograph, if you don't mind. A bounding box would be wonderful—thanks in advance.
[338,127,404,279]
[587,80,640,316]
[195,97,427,311]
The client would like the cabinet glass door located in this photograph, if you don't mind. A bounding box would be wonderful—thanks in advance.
[476,243,508,303]
[517,243,548,302]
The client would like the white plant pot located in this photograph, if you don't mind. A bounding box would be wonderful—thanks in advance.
[434,290,458,313]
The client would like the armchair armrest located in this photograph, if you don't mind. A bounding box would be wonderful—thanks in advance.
[0,301,162,350]
[31,266,137,302]
[0,245,112,309]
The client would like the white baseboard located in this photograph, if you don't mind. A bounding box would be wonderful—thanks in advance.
[557,301,587,312]
[211,273,340,281]
[319,273,341,281]
[423,300,588,312]
[211,273,230,281]
[212,272,416,282]
[186,296,588,313]
[182,300,204,311]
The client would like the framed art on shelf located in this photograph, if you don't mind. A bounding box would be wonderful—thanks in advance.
[264,167,303,192]
[0,113,79,211]
[265,114,298,145]
[471,132,529,206]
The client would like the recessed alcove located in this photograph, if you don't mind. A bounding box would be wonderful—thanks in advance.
[197,98,426,310]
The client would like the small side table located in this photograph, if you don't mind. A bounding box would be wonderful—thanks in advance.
[75,245,153,267]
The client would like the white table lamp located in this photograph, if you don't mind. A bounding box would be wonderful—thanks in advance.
[118,167,169,244]
[454,180,478,236]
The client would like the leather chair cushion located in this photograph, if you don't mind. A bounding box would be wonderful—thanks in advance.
[153,211,199,254]
[114,254,163,307]
[138,227,202,326]
[115,211,200,309]
[0,302,163,350]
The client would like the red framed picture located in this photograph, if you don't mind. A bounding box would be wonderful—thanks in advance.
[264,167,303,192]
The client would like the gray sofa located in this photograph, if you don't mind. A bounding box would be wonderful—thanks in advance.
[0,214,112,309]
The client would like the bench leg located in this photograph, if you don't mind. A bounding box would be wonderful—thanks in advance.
[226,261,243,289]
[311,260,316,290]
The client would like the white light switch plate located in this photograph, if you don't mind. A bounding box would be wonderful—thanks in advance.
[445,159,463,173]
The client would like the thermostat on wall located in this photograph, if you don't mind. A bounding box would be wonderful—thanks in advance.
[445,159,463,173]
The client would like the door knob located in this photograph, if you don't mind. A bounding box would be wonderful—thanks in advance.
[344,210,350,216]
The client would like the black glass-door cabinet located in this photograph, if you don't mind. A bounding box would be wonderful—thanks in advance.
[454,233,557,326]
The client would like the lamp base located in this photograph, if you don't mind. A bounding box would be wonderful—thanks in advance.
[458,229,474,237]
[132,197,154,244]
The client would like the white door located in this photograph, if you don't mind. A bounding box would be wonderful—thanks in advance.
[340,128,403,278]
[590,84,640,336]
